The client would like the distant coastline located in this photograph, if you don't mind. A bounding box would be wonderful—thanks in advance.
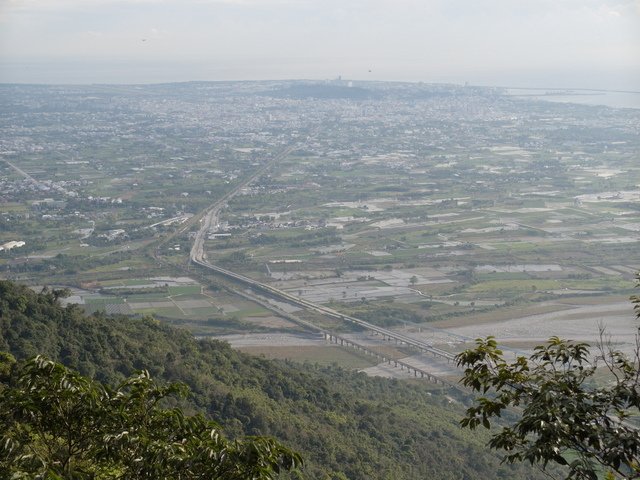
[506,87,640,109]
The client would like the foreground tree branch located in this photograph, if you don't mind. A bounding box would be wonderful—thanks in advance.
[0,355,302,479]
[457,302,640,480]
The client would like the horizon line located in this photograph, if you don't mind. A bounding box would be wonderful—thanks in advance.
[1,78,639,95]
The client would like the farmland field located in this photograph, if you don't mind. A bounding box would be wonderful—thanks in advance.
[2,81,639,375]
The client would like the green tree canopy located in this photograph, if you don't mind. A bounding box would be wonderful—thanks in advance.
[0,355,302,479]
[457,296,640,479]
[0,279,555,479]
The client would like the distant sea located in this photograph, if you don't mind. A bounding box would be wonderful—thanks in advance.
[506,88,640,109]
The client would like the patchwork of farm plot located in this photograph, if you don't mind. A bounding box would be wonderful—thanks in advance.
[59,276,299,335]
[200,123,640,360]
[2,81,640,370]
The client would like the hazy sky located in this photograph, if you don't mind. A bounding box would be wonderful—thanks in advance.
[1,0,639,88]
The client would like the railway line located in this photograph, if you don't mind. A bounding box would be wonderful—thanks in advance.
[189,143,298,263]
[191,255,456,362]
[186,133,456,364]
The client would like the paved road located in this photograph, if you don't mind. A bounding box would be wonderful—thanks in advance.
[4,159,71,196]
[186,141,456,363]
[170,128,459,366]
[192,254,456,361]
[4,160,40,184]
[190,143,298,264]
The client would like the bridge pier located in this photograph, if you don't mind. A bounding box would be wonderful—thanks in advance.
[306,327,453,386]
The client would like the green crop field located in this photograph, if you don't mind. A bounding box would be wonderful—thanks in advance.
[2,81,639,367]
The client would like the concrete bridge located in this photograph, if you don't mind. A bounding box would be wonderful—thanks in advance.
[193,256,456,363]
[186,136,458,384]
[323,332,456,387]
[212,280,460,388]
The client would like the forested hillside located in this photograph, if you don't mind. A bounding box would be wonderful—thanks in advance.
[0,280,545,479]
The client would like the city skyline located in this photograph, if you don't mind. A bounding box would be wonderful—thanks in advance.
[1,0,639,89]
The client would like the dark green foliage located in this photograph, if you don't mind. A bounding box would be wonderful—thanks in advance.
[342,304,424,327]
[249,228,340,248]
[0,280,545,479]
[1,252,136,275]
[457,330,640,479]
[98,285,169,297]
[0,355,301,479]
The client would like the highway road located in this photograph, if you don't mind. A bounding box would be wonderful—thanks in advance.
[160,124,458,366]
[191,254,456,362]
[3,159,70,195]
[189,143,298,264]
[186,141,456,363]
[4,160,40,185]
